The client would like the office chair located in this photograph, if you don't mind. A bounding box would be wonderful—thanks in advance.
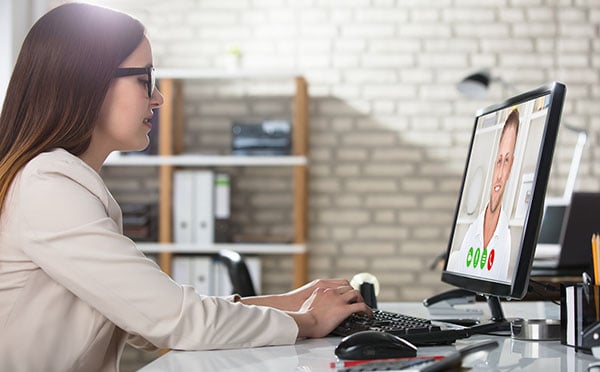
[214,249,257,297]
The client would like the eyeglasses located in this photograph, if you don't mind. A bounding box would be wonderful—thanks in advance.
[114,67,155,98]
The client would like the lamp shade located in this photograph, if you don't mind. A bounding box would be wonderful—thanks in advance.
[457,71,492,99]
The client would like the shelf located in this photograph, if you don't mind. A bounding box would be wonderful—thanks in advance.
[104,153,307,167]
[137,242,306,254]
[156,68,301,80]
[125,75,310,289]
[530,107,548,120]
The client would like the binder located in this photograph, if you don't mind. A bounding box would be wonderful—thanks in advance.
[214,173,230,219]
[214,173,231,242]
[173,170,194,243]
[212,259,230,296]
[172,255,192,285]
[191,256,212,295]
[193,170,214,244]
[172,256,213,295]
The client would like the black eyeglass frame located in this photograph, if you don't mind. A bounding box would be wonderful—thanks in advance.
[114,67,155,98]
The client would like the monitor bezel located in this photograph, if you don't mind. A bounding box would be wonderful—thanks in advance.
[441,81,566,300]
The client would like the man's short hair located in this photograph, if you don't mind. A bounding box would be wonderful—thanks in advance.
[501,108,519,140]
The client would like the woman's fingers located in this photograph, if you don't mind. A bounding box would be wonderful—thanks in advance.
[330,286,367,304]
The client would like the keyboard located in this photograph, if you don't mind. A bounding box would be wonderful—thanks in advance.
[331,309,472,346]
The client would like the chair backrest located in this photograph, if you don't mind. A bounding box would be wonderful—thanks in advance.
[215,249,257,297]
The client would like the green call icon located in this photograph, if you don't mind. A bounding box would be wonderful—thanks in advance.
[466,247,474,267]
[473,248,481,268]
[480,248,488,269]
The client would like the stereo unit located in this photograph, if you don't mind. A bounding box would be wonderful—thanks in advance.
[231,120,291,155]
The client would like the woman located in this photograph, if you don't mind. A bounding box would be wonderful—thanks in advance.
[0,3,370,372]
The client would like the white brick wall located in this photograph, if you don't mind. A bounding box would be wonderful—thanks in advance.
[60,0,599,311]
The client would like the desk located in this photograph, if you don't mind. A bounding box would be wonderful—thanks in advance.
[139,301,598,371]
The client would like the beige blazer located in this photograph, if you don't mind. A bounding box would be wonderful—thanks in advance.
[0,149,297,372]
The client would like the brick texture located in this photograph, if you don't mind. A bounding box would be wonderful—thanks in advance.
[47,3,600,365]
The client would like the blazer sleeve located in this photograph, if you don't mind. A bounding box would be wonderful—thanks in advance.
[14,161,298,350]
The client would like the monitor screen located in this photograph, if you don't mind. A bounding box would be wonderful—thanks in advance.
[531,197,569,267]
[443,82,566,300]
[538,201,568,245]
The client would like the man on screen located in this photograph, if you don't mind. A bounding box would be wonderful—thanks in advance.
[457,108,519,282]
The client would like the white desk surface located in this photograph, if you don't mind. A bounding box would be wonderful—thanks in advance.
[139,301,598,371]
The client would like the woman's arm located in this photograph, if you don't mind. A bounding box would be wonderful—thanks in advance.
[16,156,298,350]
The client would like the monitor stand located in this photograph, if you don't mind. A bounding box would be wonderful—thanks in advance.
[423,289,512,334]
[469,296,512,335]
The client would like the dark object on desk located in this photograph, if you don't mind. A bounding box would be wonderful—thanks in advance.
[435,318,479,327]
[559,192,600,271]
[213,249,257,297]
[399,328,471,346]
[422,288,483,321]
[360,282,378,309]
[335,330,417,360]
[422,288,477,307]
[401,322,509,347]
[534,192,600,271]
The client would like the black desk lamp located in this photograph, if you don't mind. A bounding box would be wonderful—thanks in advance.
[457,70,588,201]
[456,70,516,100]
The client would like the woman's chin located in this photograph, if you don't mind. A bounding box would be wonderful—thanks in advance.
[129,139,151,153]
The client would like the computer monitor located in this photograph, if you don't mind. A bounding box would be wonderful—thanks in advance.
[442,82,566,323]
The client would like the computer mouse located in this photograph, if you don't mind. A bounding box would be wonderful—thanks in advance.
[334,330,417,360]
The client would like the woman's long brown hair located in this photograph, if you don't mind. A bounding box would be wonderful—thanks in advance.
[0,3,145,215]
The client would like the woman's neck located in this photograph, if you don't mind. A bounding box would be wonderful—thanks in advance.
[78,149,107,173]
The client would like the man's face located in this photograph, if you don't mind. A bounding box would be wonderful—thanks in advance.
[489,126,517,213]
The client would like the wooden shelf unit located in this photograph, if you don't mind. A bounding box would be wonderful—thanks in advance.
[105,153,307,167]
[106,70,310,289]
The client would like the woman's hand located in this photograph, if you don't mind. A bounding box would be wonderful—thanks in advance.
[238,278,372,338]
[281,278,358,311]
[289,285,372,338]
[239,278,364,312]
